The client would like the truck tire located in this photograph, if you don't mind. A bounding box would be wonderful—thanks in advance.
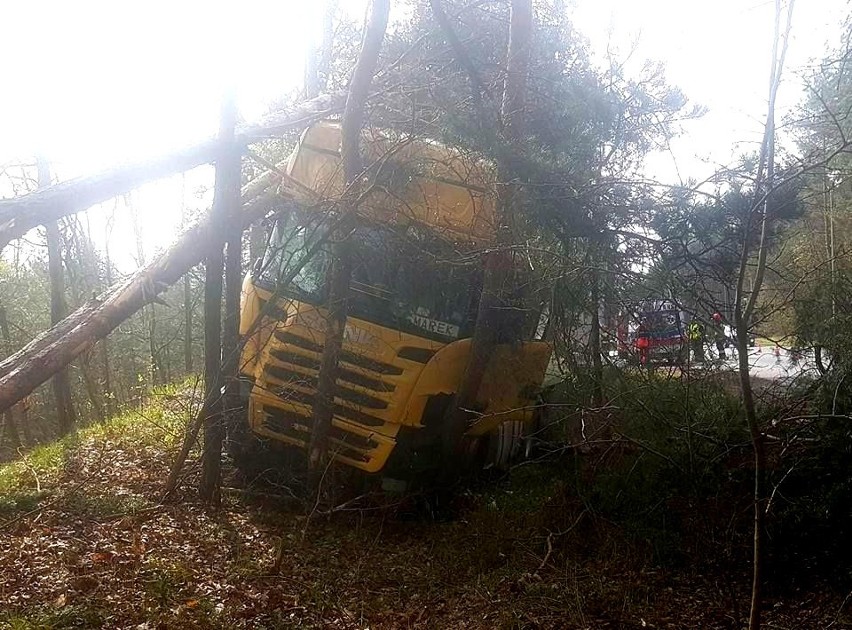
[486,420,525,470]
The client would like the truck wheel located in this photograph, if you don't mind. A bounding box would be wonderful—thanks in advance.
[486,420,525,470]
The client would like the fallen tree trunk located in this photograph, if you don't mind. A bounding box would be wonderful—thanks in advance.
[0,181,286,414]
[0,91,344,250]
[0,172,277,386]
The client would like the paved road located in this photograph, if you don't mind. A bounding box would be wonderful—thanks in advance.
[545,345,822,387]
[707,343,817,381]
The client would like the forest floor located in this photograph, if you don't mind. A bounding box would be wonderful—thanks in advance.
[0,383,849,629]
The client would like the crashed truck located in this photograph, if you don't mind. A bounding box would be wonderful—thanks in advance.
[235,122,552,478]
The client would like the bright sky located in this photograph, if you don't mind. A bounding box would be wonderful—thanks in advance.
[0,1,320,169]
[0,0,846,268]
[1,0,331,267]
[573,0,848,183]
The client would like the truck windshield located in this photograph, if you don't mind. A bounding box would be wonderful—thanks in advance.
[258,211,482,342]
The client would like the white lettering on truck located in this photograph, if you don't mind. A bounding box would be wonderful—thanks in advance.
[406,312,460,339]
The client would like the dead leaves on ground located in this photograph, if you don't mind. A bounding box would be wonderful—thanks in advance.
[0,404,849,629]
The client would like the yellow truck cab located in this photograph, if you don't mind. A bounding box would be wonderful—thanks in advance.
[237,121,551,475]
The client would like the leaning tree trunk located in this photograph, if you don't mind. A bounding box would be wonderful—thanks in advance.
[199,93,242,506]
[0,92,345,252]
[39,158,77,436]
[0,179,281,416]
[308,0,391,470]
[442,0,533,461]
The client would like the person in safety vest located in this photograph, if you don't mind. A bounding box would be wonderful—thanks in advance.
[687,318,705,362]
[710,312,727,360]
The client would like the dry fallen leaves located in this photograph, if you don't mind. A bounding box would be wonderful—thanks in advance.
[0,391,848,629]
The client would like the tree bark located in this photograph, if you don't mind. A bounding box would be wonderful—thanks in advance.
[442,0,533,460]
[732,2,795,628]
[0,185,280,416]
[0,92,345,251]
[199,242,224,506]
[199,94,242,506]
[221,169,244,483]
[308,0,391,470]
[40,158,77,436]
[221,226,242,462]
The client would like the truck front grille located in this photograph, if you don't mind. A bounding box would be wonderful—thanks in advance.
[264,363,390,410]
[250,325,413,472]
[262,406,375,464]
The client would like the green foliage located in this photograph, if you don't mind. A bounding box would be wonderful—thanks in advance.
[0,218,206,454]
[62,492,150,519]
[0,490,50,518]
[1,606,105,630]
[780,15,852,348]
[566,373,752,565]
[650,168,804,321]
[768,414,852,583]
[383,0,690,230]
[0,440,70,495]
[0,380,191,500]
[756,375,852,584]
[142,560,194,608]
[796,14,852,171]
[543,366,852,582]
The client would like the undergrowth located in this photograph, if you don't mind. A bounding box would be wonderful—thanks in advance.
[0,374,848,628]
[0,379,196,518]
